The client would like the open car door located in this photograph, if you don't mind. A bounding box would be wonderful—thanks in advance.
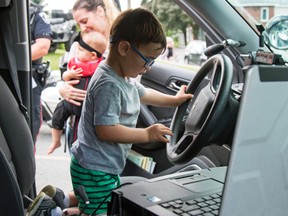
[0,0,36,215]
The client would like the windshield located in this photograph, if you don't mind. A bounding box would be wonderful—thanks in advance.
[227,0,288,62]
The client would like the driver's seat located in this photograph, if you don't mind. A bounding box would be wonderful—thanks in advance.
[0,76,36,215]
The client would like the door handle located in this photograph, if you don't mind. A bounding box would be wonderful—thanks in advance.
[170,81,181,90]
[169,79,189,90]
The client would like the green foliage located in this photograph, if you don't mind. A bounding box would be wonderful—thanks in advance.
[43,49,66,71]
[141,0,198,45]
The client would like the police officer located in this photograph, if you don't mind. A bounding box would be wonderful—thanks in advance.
[30,3,53,145]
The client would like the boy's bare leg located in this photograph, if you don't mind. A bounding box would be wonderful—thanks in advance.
[62,191,81,215]
[63,207,80,215]
[47,128,63,155]
[68,191,79,206]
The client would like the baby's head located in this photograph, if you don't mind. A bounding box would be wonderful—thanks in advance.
[77,31,108,62]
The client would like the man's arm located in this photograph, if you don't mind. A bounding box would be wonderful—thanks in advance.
[31,37,51,61]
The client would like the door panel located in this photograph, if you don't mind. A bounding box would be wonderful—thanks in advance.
[139,61,199,127]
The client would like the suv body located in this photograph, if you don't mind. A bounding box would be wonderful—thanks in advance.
[1,0,288,215]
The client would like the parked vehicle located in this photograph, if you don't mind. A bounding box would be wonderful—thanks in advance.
[1,0,288,215]
[41,70,63,126]
[48,10,78,53]
[184,40,207,65]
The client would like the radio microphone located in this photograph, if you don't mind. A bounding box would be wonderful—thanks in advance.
[204,39,246,56]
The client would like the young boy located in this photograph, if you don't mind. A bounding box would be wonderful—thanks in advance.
[47,31,107,155]
[70,8,193,215]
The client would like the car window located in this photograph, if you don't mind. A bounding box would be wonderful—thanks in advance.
[149,1,246,83]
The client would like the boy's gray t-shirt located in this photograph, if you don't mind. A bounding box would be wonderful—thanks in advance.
[71,62,146,175]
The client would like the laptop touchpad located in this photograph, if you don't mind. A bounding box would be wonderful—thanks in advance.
[183,179,223,193]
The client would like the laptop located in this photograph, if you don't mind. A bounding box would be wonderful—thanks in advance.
[109,64,288,216]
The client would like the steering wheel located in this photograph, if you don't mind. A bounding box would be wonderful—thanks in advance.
[167,54,236,164]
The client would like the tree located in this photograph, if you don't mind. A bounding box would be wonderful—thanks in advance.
[141,0,199,45]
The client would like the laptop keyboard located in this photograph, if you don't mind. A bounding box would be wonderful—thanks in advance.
[159,192,222,216]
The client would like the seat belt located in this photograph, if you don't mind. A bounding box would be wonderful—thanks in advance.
[0,3,30,121]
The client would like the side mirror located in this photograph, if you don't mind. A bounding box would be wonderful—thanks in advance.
[264,15,288,50]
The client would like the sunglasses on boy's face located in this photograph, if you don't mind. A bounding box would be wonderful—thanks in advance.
[130,44,155,68]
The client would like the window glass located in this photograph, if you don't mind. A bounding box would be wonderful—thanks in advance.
[227,0,288,62]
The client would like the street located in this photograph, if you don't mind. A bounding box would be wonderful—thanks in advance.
[35,123,73,194]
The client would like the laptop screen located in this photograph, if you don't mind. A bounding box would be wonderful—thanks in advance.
[220,65,288,215]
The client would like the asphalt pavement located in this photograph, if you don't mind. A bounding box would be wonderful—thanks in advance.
[35,123,73,194]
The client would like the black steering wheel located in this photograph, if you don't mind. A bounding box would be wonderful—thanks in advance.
[167,54,236,164]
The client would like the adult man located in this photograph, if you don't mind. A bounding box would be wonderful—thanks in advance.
[30,3,52,145]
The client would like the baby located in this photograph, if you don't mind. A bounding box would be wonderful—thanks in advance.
[47,31,107,155]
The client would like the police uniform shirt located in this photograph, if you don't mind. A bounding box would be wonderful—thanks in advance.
[30,6,52,88]
[30,8,53,64]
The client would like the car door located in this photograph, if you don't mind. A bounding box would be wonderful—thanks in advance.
[124,0,248,178]
[138,62,198,128]
[137,0,249,129]
[0,0,36,214]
